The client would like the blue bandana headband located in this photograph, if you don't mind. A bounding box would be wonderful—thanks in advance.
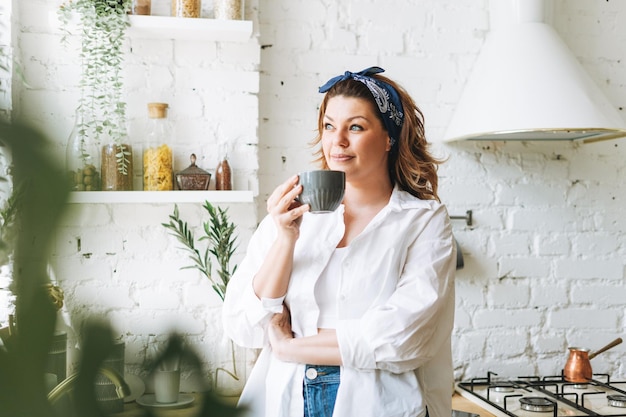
[319,66,404,147]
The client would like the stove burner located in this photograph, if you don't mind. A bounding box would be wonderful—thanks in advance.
[573,383,588,389]
[493,383,515,392]
[519,397,555,413]
[608,395,626,408]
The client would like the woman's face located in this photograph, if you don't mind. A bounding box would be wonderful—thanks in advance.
[321,95,391,184]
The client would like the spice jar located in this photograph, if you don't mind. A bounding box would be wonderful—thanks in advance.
[66,109,101,191]
[215,156,232,190]
[130,0,151,15]
[214,0,244,20]
[172,0,201,18]
[101,141,134,191]
[143,103,173,191]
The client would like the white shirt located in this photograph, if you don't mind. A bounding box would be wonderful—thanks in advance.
[315,247,346,328]
[222,186,456,417]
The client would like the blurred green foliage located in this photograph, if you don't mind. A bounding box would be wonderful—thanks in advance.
[0,123,243,417]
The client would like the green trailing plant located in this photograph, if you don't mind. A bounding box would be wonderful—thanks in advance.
[162,201,239,301]
[58,0,132,175]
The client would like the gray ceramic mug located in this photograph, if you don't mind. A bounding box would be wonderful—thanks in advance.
[298,170,346,213]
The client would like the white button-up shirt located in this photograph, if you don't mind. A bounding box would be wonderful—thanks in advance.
[223,187,456,417]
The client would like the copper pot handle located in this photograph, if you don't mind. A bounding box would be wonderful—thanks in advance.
[588,337,623,360]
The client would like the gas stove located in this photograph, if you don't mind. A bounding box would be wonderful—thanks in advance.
[456,372,626,417]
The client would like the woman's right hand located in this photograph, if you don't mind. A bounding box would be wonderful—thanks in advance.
[266,174,310,240]
[252,176,308,300]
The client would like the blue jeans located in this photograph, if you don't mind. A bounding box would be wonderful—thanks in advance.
[303,365,340,417]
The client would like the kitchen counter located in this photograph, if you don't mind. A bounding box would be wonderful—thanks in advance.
[113,394,238,417]
[453,393,497,417]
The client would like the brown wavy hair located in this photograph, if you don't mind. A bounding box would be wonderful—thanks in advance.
[311,74,444,201]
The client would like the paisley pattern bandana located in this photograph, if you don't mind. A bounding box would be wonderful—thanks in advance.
[319,66,404,147]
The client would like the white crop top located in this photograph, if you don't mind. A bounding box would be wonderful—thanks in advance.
[314,246,347,329]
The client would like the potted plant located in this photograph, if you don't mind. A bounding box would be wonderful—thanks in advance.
[162,201,242,393]
[58,0,133,191]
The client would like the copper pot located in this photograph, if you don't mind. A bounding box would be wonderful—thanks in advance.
[563,338,623,383]
[563,347,592,383]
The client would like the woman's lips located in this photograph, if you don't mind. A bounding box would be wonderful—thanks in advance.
[330,154,353,162]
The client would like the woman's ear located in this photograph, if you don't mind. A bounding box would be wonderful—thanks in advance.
[385,136,392,152]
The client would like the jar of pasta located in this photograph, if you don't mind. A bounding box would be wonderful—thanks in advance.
[143,103,173,191]
[172,0,201,18]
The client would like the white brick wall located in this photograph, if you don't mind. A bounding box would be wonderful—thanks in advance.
[2,0,625,395]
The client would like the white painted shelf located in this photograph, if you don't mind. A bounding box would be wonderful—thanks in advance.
[127,15,253,41]
[68,190,254,204]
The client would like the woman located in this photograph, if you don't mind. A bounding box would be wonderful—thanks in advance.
[223,67,456,417]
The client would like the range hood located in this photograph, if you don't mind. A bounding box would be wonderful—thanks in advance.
[443,0,626,144]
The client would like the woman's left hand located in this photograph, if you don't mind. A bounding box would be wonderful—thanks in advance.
[268,305,294,359]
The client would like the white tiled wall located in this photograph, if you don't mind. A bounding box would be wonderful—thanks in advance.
[2,0,626,394]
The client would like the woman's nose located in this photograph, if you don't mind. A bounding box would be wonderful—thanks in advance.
[331,129,349,146]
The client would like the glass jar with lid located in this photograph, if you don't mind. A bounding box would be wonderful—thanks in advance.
[214,0,244,20]
[175,154,211,190]
[101,139,134,191]
[172,0,201,17]
[143,103,173,191]
[66,109,101,191]
[130,0,151,15]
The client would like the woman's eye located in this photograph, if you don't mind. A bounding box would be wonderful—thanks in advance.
[324,123,333,130]
[350,124,363,131]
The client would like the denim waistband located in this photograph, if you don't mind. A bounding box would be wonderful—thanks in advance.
[304,365,340,385]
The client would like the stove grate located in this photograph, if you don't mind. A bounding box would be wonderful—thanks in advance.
[457,372,626,417]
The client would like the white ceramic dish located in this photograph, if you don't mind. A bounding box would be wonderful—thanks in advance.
[136,393,195,409]
[123,373,146,403]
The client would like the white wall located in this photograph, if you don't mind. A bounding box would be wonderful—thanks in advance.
[3,0,625,394]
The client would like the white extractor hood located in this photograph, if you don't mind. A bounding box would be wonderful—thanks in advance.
[443,0,626,144]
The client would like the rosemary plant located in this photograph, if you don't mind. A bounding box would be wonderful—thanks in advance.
[58,0,132,175]
[162,201,239,301]
[163,201,242,388]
